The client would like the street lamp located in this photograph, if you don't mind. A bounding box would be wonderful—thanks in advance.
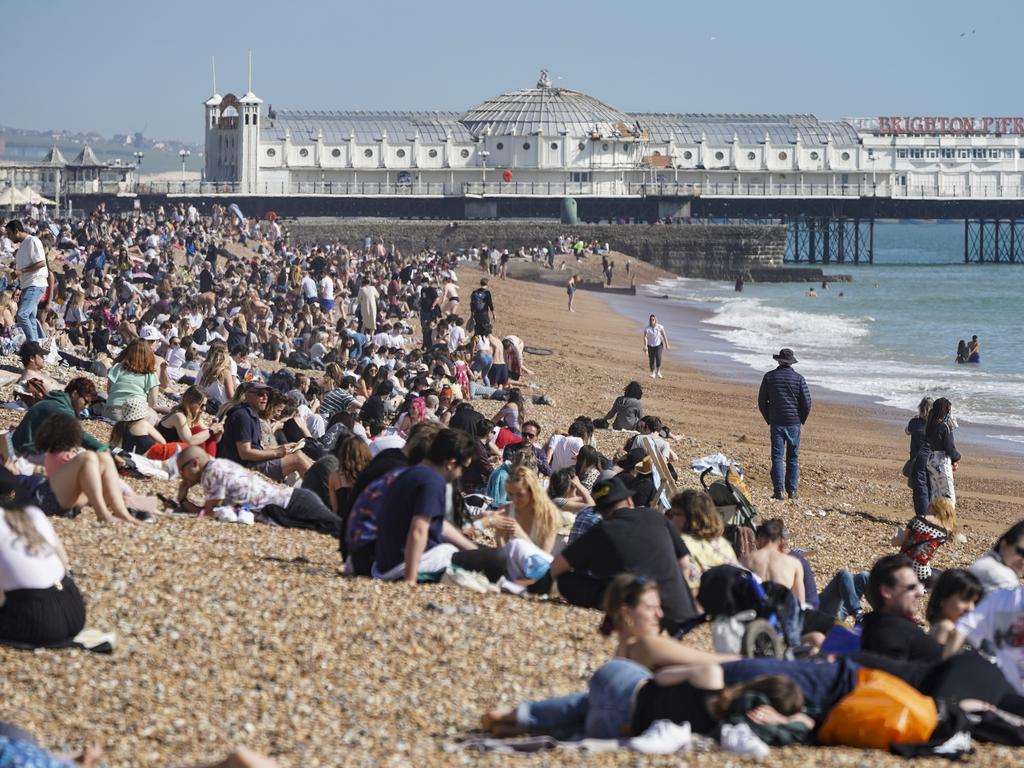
[179,149,191,181]
[133,150,145,168]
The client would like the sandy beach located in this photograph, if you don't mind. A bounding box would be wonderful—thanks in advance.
[0,250,1020,767]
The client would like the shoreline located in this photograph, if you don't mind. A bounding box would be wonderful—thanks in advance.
[605,284,1024,461]
[485,262,1024,547]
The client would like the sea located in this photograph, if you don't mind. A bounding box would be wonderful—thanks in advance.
[604,220,1024,455]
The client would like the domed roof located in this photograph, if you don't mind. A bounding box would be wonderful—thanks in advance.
[461,71,633,138]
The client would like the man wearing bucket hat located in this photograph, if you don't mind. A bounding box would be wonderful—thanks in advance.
[757,348,812,501]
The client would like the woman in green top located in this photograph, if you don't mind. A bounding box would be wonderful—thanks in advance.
[105,338,160,421]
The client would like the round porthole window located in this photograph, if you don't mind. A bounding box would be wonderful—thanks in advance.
[550,142,558,150]
[428,149,438,158]
[778,151,788,160]
[460,148,470,158]
[622,144,629,151]
[496,142,504,150]
[578,142,585,150]
[266,148,276,157]
[364,149,373,158]
[602,143,609,151]
[683,150,693,160]
[653,150,661,156]
[841,151,851,161]
[331,148,341,158]
[523,142,531,150]
[396,149,406,158]
[809,151,819,160]
[299,148,309,157]
[747,151,756,160]
[714,151,725,160]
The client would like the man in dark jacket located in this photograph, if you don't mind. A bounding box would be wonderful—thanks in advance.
[757,348,811,500]
[12,378,106,457]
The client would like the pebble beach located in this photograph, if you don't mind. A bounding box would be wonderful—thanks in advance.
[1,247,1022,767]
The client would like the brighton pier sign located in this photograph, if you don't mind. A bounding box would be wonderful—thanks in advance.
[876,116,1024,135]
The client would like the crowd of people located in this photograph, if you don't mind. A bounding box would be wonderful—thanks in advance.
[0,202,1020,761]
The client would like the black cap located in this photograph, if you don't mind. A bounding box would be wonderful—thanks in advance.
[591,476,636,510]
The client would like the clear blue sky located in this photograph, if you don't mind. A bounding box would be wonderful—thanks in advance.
[14,0,1021,142]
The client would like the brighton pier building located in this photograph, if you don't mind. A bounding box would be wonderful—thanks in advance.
[195,71,1024,203]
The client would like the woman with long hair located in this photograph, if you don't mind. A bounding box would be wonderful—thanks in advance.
[494,388,525,434]
[329,435,373,533]
[604,380,644,431]
[484,466,562,554]
[157,385,222,455]
[666,489,739,594]
[482,575,803,741]
[0,469,87,648]
[110,398,190,460]
[198,344,236,408]
[925,397,961,507]
[894,496,958,585]
[105,338,160,421]
[907,396,933,516]
[573,445,602,492]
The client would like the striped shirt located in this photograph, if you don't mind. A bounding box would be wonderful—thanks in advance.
[320,388,355,418]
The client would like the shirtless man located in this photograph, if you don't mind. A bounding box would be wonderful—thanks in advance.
[740,518,805,604]
[486,332,510,389]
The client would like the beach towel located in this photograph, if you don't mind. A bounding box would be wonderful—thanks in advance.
[690,453,734,476]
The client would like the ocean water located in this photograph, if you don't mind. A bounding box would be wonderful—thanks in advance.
[627,221,1024,447]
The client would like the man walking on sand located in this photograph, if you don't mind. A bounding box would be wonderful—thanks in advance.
[643,314,669,379]
[757,348,811,500]
[7,220,49,342]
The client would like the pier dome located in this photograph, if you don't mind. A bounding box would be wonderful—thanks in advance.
[461,70,633,138]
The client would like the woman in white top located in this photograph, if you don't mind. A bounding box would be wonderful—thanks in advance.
[643,314,670,379]
[968,520,1024,595]
[0,477,86,647]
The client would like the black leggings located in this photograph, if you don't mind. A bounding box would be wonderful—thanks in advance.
[0,575,86,647]
[261,488,342,537]
[647,344,663,372]
[451,546,508,583]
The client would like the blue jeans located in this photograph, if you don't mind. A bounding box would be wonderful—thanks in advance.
[818,570,869,620]
[769,423,801,495]
[471,352,493,385]
[16,285,46,342]
[517,659,651,739]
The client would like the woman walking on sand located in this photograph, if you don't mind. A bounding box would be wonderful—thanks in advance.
[644,314,669,379]
[567,273,578,312]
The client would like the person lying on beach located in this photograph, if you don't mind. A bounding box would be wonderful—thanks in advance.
[15,340,62,397]
[483,575,804,743]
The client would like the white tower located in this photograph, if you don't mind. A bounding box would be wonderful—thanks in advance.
[237,53,262,194]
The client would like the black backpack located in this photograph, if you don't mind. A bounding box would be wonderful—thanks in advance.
[470,289,487,314]
[267,368,296,392]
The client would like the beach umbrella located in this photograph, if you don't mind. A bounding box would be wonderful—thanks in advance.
[131,272,154,283]
[21,188,56,206]
[0,187,27,207]
[228,203,244,224]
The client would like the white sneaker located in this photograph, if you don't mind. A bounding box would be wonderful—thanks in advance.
[214,505,238,523]
[630,719,691,754]
[719,723,769,758]
[236,509,255,526]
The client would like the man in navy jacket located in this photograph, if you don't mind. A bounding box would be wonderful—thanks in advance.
[758,348,812,500]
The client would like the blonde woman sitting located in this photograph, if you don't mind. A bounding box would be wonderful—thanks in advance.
[480,465,562,580]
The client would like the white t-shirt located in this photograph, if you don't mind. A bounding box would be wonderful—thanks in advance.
[547,434,584,472]
[956,586,1024,695]
[448,325,466,352]
[0,506,65,591]
[644,324,666,348]
[319,276,335,300]
[301,275,318,299]
[15,236,48,289]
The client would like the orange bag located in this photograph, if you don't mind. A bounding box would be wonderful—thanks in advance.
[818,667,938,749]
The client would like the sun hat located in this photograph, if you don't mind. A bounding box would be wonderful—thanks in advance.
[120,398,150,423]
[772,348,798,365]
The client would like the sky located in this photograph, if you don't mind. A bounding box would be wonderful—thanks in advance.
[13,0,1023,142]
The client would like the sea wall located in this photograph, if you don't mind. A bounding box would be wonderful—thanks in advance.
[288,219,786,279]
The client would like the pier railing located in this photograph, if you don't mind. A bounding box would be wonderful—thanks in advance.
[82,179,1024,200]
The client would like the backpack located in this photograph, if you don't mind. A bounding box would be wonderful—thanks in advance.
[470,289,487,314]
[267,368,296,393]
[285,351,314,370]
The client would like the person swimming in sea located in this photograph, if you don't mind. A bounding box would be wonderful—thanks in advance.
[967,335,980,363]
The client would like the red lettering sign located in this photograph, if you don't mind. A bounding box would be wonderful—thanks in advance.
[874,116,1024,135]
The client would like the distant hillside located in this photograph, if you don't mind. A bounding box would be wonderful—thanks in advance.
[0,124,203,174]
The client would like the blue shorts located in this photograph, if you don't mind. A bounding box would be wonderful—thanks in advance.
[320,298,335,311]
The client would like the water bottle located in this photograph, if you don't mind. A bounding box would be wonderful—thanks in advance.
[523,554,551,581]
